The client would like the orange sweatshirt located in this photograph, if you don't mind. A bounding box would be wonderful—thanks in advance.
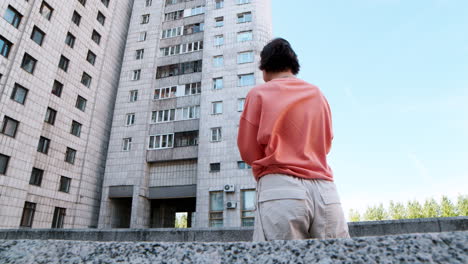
[237,77,334,182]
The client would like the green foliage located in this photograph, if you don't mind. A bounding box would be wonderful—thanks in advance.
[348,209,361,222]
[175,213,188,228]
[456,195,468,216]
[440,196,457,217]
[363,203,387,221]
[406,200,424,219]
[422,198,440,218]
[388,201,406,220]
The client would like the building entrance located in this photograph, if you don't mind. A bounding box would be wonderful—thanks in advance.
[150,198,195,228]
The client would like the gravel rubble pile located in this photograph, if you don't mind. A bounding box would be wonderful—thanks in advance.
[0,231,466,264]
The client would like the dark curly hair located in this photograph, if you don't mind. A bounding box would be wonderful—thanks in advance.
[259,38,300,75]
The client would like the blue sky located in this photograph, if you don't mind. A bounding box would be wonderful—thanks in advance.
[271,0,468,215]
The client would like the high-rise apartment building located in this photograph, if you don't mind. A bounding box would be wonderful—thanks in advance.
[98,0,272,228]
[0,0,133,228]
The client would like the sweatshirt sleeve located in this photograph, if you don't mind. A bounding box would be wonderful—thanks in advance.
[237,90,264,165]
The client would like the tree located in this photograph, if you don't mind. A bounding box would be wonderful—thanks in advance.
[349,209,361,222]
[440,196,457,217]
[388,201,406,219]
[422,198,440,218]
[363,204,387,221]
[406,200,424,219]
[456,195,468,216]
[175,213,188,228]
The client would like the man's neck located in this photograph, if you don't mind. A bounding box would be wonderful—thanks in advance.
[267,71,296,82]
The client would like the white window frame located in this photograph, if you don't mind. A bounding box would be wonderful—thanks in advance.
[161,26,183,39]
[184,82,201,96]
[141,14,150,24]
[213,78,223,90]
[214,35,224,46]
[130,90,138,102]
[215,16,224,27]
[138,32,147,42]
[237,0,250,4]
[136,49,144,60]
[238,73,255,86]
[125,113,135,126]
[148,134,174,150]
[131,69,141,81]
[237,31,253,42]
[237,12,252,23]
[154,86,177,100]
[237,51,254,64]
[151,109,176,123]
[123,138,132,151]
[211,127,222,142]
[211,101,223,115]
[176,105,200,120]
[213,56,223,67]
[237,98,245,112]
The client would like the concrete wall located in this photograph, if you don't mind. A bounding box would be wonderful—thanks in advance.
[0,217,466,242]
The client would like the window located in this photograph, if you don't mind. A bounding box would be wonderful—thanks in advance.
[160,41,203,57]
[1,116,19,137]
[97,11,105,26]
[72,11,81,26]
[156,60,202,78]
[209,191,223,227]
[20,202,36,227]
[40,1,53,20]
[123,138,132,151]
[190,6,205,16]
[183,23,204,35]
[154,86,176,100]
[4,6,22,28]
[238,73,255,86]
[65,147,76,164]
[211,127,222,142]
[174,131,198,147]
[237,31,253,42]
[145,0,152,7]
[213,78,223,90]
[59,176,71,193]
[44,107,57,125]
[237,0,251,4]
[148,134,174,149]
[151,109,175,123]
[141,14,150,24]
[209,163,221,173]
[70,121,81,137]
[238,51,254,64]
[212,101,223,115]
[129,90,138,102]
[78,0,86,6]
[65,32,75,48]
[101,0,110,7]
[176,106,200,120]
[184,82,201,96]
[0,154,10,175]
[126,113,135,126]
[11,83,28,104]
[237,98,245,112]
[21,53,37,74]
[76,96,87,111]
[161,26,182,39]
[241,190,255,226]
[81,72,92,88]
[131,69,141,80]
[86,50,96,65]
[237,161,252,169]
[215,0,224,9]
[52,80,63,97]
[0,35,13,58]
[37,136,50,154]
[58,55,69,72]
[91,30,101,45]
[136,49,144,60]
[213,56,223,67]
[51,207,66,228]
[138,32,147,41]
[29,168,43,186]
[164,10,183,21]
[215,17,224,27]
[237,12,252,23]
[214,35,224,46]
[31,26,45,46]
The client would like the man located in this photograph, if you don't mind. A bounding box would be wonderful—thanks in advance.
[237,38,349,241]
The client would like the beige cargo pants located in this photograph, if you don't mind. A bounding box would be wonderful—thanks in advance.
[253,174,350,241]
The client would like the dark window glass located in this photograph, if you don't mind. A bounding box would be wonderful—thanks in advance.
[37,136,50,154]
[70,121,81,137]
[76,96,87,111]
[91,30,101,45]
[65,32,75,48]
[65,147,76,164]
[86,51,96,65]
[58,55,69,72]
[59,176,71,193]
[97,11,105,26]
[1,116,19,138]
[20,202,36,227]
[30,26,45,46]
[72,11,81,26]
[78,0,86,6]
[4,6,22,28]
[40,1,53,20]
[210,163,220,172]
[0,35,13,58]
[81,72,92,87]
[29,168,43,186]
[0,153,10,175]
[52,80,63,97]
[51,207,66,228]
[101,0,110,8]
[44,107,57,125]
[10,83,28,104]
[21,53,37,74]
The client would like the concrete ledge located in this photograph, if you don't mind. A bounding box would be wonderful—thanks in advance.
[0,232,466,263]
[0,217,466,242]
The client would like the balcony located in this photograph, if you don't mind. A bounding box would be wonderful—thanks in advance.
[146,145,198,163]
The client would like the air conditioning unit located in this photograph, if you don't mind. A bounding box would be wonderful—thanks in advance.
[226,201,237,209]
[224,184,235,193]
